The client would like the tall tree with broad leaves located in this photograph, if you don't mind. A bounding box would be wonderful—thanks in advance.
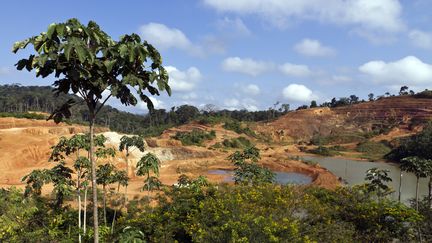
[13,18,170,242]
[119,135,145,201]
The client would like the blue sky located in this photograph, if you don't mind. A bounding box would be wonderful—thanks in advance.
[1,0,432,113]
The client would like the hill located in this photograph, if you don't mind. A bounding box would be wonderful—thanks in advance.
[257,95,432,144]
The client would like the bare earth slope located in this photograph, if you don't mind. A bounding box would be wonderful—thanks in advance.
[257,96,432,143]
[0,118,339,198]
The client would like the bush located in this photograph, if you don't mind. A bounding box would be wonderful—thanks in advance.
[172,129,216,146]
[0,112,46,120]
[223,120,256,137]
[222,137,253,149]
[308,146,341,156]
[414,90,432,99]
[311,133,366,145]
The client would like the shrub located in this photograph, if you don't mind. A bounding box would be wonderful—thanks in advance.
[223,120,256,137]
[308,146,341,156]
[222,137,253,149]
[0,112,46,120]
[172,129,216,146]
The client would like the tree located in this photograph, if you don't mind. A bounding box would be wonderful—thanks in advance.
[50,134,89,243]
[228,146,275,185]
[281,104,290,113]
[368,93,374,101]
[310,100,317,108]
[400,157,432,210]
[364,168,393,199]
[387,123,432,208]
[399,86,409,96]
[13,18,170,242]
[110,170,128,233]
[119,135,145,201]
[349,95,359,104]
[136,153,161,196]
[96,163,116,226]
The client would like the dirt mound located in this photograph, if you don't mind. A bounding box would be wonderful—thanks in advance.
[258,96,432,143]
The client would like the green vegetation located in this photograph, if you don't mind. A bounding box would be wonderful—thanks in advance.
[311,132,367,145]
[356,140,392,161]
[308,146,341,156]
[14,18,171,241]
[229,147,275,185]
[221,136,253,149]
[1,182,423,242]
[0,112,46,120]
[414,89,432,98]
[0,85,286,137]
[223,120,256,137]
[387,122,432,209]
[172,129,216,146]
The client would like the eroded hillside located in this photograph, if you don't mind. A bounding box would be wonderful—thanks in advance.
[257,96,432,143]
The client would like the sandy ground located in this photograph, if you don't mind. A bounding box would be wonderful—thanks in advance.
[0,118,341,200]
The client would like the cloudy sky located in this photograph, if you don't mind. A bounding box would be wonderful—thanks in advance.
[1,0,432,113]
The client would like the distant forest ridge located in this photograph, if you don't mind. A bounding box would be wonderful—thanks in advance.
[1,84,431,136]
[0,85,288,135]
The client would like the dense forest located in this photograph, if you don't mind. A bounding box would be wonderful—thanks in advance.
[0,85,289,135]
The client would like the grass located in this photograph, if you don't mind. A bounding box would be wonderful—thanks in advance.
[355,141,391,161]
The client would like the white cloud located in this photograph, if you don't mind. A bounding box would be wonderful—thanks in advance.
[294,39,336,57]
[139,23,192,50]
[409,29,432,49]
[203,0,404,33]
[165,66,202,92]
[139,23,212,56]
[243,84,260,95]
[279,63,312,77]
[282,84,317,102]
[224,98,240,108]
[217,17,251,36]
[359,56,432,85]
[223,97,258,111]
[221,57,274,76]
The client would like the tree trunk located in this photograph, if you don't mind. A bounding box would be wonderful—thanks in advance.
[89,116,99,243]
[416,177,420,211]
[103,185,107,226]
[398,170,402,202]
[77,170,82,243]
[84,186,87,234]
[111,183,121,234]
[125,149,129,203]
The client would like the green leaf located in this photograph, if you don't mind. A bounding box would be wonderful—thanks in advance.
[75,45,86,63]
[103,60,116,73]
[64,44,73,61]
[119,44,128,57]
[56,24,65,37]
[47,23,56,39]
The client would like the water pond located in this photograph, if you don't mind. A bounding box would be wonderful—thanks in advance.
[301,155,429,203]
[208,169,312,185]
